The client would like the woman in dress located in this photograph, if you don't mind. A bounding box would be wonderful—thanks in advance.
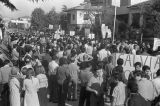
[36,65,48,106]
[23,68,40,106]
[9,67,21,106]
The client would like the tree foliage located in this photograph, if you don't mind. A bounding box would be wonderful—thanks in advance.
[31,7,63,31]
[31,8,45,30]
[0,0,46,11]
[143,0,160,38]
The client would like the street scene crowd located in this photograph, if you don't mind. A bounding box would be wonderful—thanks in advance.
[0,31,160,106]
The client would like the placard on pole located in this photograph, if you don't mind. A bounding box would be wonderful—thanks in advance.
[112,0,120,43]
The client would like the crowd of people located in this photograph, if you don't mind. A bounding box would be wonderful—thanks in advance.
[0,31,160,106]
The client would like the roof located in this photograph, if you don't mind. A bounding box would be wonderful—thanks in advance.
[128,0,152,9]
[66,3,102,12]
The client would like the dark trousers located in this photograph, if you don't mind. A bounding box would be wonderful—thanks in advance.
[49,75,58,102]
[90,93,104,106]
[68,79,78,100]
[78,86,90,106]
[58,82,69,106]
[38,87,48,106]
[1,83,10,106]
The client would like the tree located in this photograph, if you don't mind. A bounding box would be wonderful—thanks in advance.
[31,8,45,30]
[62,5,68,12]
[0,0,45,11]
[142,0,160,38]
[45,7,61,30]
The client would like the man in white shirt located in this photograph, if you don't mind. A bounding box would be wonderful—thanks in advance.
[48,55,59,102]
[97,45,111,61]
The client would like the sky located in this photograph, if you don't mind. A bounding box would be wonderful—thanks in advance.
[0,0,84,18]
[0,0,148,19]
[131,0,148,5]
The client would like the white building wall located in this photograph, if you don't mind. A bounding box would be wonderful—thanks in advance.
[77,11,85,25]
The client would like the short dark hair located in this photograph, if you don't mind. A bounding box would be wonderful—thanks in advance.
[59,57,68,66]
[134,62,142,68]
[141,71,149,79]
[117,58,124,66]
[127,78,138,93]
[156,69,160,76]
[4,60,10,65]
[133,70,142,77]
[113,73,122,81]
[142,65,150,72]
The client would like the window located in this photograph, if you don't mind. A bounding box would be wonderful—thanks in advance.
[72,14,75,20]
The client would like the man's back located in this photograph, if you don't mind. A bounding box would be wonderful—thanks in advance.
[0,65,12,84]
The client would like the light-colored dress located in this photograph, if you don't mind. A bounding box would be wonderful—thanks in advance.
[23,77,40,106]
[9,77,21,106]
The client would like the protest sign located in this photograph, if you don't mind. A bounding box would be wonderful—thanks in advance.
[113,53,160,79]
[153,38,160,51]
[49,24,53,29]
[70,31,75,36]
[0,28,2,39]
[101,24,106,39]
[112,0,120,7]
[88,33,95,39]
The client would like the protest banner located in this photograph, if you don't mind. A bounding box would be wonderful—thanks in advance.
[113,53,160,79]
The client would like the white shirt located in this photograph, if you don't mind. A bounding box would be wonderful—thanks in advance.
[37,74,48,88]
[152,77,160,97]
[48,60,59,75]
[97,49,111,61]
[132,49,136,55]
[112,82,126,105]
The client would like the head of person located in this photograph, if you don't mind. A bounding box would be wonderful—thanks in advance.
[26,68,35,79]
[79,61,92,70]
[108,56,113,64]
[59,57,68,66]
[113,72,122,82]
[142,65,151,77]
[24,55,32,65]
[93,63,103,77]
[21,67,28,75]
[4,59,10,66]
[63,51,67,57]
[81,46,86,53]
[117,58,124,66]
[10,66,20,78]
[35,65,45,75]
[133,70,142,81]
[134,62,142,71]
[25,46,33,56]
[127,78,138,93]
[156,69,160,77]
[141,71,150,80]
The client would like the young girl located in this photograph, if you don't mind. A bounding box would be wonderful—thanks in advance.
[23,68,40,106]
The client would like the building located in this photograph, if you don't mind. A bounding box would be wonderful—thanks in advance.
[66,3,102,35]
[66,0,150,38]
[9,16,31,30]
